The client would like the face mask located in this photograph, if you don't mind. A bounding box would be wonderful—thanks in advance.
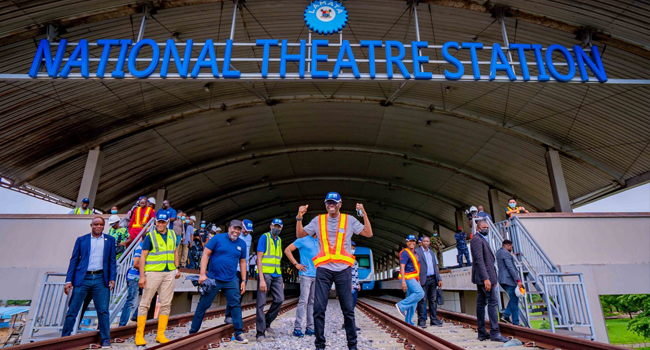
[351,249,356,254]
[181,216,186,220]
[270,228,281,236]
[201,224,206,228]
[434,234,438,236]
[111,210,117,214]
[509,203,516,208]
[185,220,189,223]
[479,228,489,236]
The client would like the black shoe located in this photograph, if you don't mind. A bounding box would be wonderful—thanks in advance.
[500,315,512,324]
[418,322,427,329]
[355,327,361,331]
[478,336,491,341]
[491,334,511,342]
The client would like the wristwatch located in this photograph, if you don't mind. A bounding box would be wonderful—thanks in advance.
[295,216,303,221]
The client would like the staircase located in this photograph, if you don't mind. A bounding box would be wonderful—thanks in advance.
[476,216,596,340]
[27,218,155,341]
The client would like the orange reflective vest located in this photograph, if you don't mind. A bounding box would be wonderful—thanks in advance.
[398,249,420,281]
[129,206,154,230]
[312,214,356,268]
[505,206,523,218]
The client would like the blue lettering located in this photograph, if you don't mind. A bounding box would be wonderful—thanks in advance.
[111,40,132,78]
[442,41,463,80]
[257,39,279,78]
[96,39,120,78]
[29,39,68,78]
[223,39,241,78]
[160,39,194,78]
[360,40,382,79]
[461,42,483,80]
[332,40,360,78]
[280,39,306,78]
[531,44,550,82]
[59,39,89,78]
[191,40,219,78]
[127,39,160,79]
[573,45,607,83]
[385,41,410,79]
[411,41,431,80]
[509,43,532,81]
[489,43,516,81]
[311,40,329,79]
[545,44,575,82]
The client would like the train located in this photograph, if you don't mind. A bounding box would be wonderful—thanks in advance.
[354,246,375,290]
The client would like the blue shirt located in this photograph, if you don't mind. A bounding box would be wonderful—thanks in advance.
[477,211,493,223]
[142,229,175,272]
[257,233,282,278]
[127,243,143,280]
[205,233,247,282]
[422,247,435,276]
[87,234,105,272]
[184,224,194,245]
[455,231,468,250]
[157,207,177,229]
[400,249,418,275]
[293,236,319,277]
[237,233,253,272]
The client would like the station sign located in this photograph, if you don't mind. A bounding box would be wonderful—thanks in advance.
[27,1,608,83]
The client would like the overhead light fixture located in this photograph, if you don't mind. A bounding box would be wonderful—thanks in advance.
[261,176,268,182]
[204,83,211,92]
[426,120,432,127]
[241,142,248,150]
[226,118,232,126]
[172,32,181,43]
[252,161,259,168]
[445,86,451,94]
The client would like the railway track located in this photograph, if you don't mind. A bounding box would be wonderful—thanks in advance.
[364,296,629,350]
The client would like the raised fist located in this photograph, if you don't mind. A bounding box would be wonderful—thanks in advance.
[298,205,309,218]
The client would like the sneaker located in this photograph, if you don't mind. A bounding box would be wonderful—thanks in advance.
[500,315,512,324]
[431,319,443,327]
[224,316,233,324]
[305,329,315,336]
[395,304,405,318]
[293,329,305,337]
[233,335,249,344]
[418,322,427,329]
[478,336,491,341]
[101,340,112,349]
[266,327,275,335]
[355,327,361,331]
[491,334,511,342]
[256,334,266,342]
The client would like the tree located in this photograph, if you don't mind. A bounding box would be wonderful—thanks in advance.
[627,294,650,340]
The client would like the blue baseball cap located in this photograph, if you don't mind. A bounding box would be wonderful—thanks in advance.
[351,241,356,247]
[271,218,283,227]
[157,213,169,222]
[324,192,342,203]
[81,198,89,203]
[243,219,253,231]
[406,234,416,241]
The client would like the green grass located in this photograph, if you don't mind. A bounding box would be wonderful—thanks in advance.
[606,318,649,345]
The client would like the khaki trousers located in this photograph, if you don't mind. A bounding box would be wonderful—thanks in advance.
[138,270,176,316]
[179,244,190,268]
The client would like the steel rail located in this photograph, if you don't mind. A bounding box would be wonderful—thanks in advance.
[148,299,299,350]
[368,296,628,350]
[11,300,265,350]
[356,299,465,350]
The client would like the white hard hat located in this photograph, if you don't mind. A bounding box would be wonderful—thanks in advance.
[216,227,222,232]
[107,215,120,226]
[469,206,478,212]
[190,215,196,221]
[210,225,217,232]
[147,197,156,204]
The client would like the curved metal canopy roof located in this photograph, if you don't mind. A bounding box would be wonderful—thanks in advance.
[1,0,649,257]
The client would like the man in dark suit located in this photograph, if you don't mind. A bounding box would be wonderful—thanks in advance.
[415,236,443,328]
[496,239,523,325]
[62,217,117,349]
[470,219,509,342]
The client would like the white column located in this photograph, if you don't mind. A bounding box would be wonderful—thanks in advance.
[488,187,505,222]
[76,147,104,211]
[155,188,166,211]
[545,149,573,212]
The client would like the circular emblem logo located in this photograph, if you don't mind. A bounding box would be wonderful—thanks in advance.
[304,1,348,35]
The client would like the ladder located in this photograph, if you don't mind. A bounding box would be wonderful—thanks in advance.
[27,218,155,341]
[475,216,596,340]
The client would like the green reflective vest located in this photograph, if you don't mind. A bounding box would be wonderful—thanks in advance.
[73,207,91,215]
[261,232,282,275]
[145,229,177,272]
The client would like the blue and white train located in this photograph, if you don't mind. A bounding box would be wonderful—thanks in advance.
[354,246,375,290]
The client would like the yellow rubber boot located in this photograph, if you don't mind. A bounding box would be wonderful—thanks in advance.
[134,316,147,346]
[155,315,170,343]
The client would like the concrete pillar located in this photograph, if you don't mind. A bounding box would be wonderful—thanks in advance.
[488,187,505,223]
[193,211,203,224]
[455,210,465,231]
[433,223,440,235]
[155,188,166,211]
[76,147,104,211]
[545,149,573,212]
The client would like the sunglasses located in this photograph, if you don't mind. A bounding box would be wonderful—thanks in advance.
[324,200,339,206]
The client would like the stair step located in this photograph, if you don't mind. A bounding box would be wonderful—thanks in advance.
[528,314,554,319]
[528,302,546,306]
[526,290,542,294]
[530,307,548,313]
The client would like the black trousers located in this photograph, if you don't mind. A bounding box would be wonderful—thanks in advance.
[417,277,438,324]
[256,274,284,335]
[314,267,356,349]
[476,284,501,338]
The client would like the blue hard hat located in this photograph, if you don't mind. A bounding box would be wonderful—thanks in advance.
[324,192,342,202]
[406,234,416,241]
[351,241,356,247]
[81,198,90,203]
[271,218,283,226]
[157,213,169,221]
[243,219,253,231]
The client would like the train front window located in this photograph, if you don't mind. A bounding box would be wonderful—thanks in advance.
[356,255,371,269]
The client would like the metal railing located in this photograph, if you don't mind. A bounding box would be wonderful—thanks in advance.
[539,273,596,339]
[27,218,155,341]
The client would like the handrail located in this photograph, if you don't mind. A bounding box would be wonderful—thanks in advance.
[538,273,596,340]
